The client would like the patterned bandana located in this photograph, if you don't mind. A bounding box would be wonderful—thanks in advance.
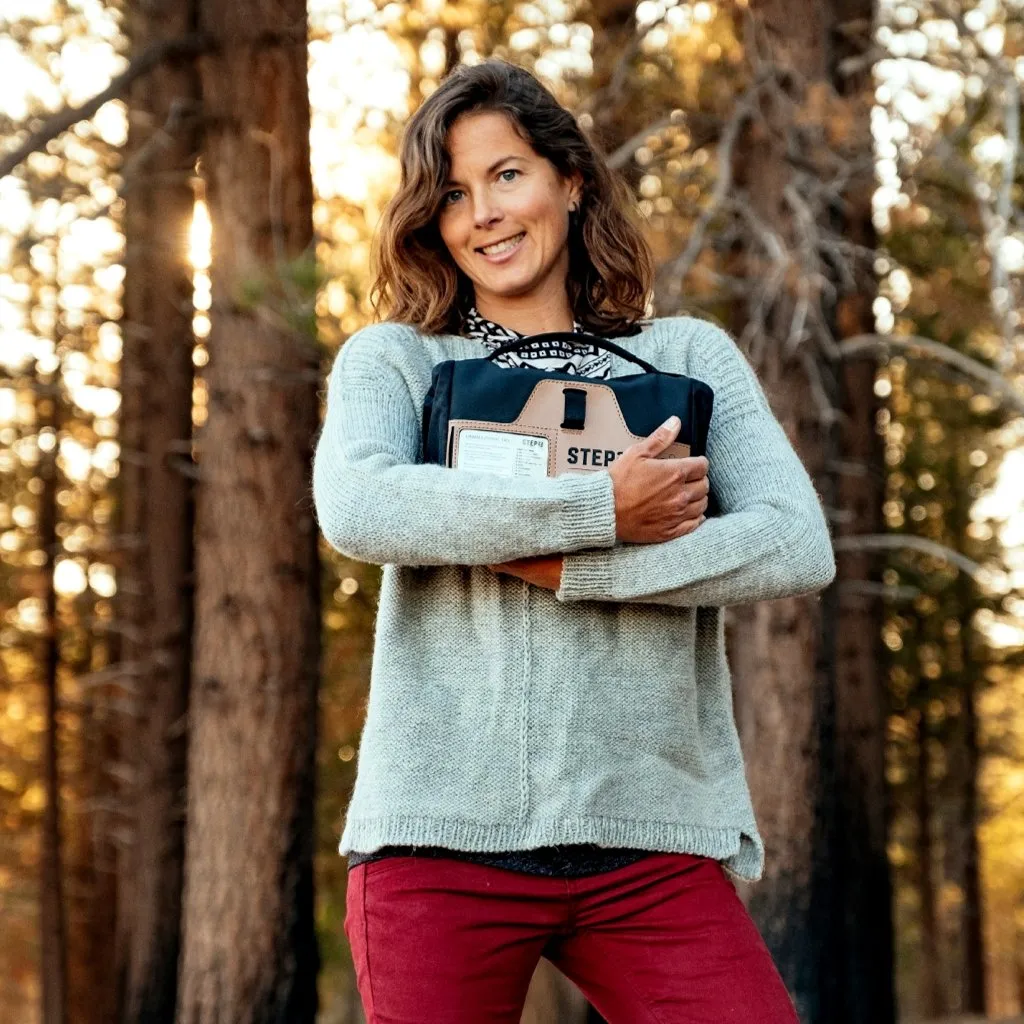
[461,306,612,380]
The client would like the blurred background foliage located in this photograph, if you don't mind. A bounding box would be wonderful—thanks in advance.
[1,0,1023,1022]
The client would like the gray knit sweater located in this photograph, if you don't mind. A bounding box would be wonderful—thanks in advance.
[344,307,656,878]
[311,315,836,884]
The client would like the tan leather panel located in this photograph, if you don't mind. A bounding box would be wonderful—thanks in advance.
[448,378,690,477]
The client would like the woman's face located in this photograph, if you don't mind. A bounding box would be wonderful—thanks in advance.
[437,111,581,314]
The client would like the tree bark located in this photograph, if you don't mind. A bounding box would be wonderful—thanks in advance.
[959,653,987,1014]
[726,5,835,1023]
[66,627,119,1024]
[38,365,67,1024]
[949,440,987,1016]
[916,708,946,1018]
[176,1,321,1020]
[728,366,832,1024]
[828,0,898,1018]
[115,1,202,1020]
[724,2,898,1021]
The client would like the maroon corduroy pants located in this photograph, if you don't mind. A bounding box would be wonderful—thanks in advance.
[344,850,802,1023]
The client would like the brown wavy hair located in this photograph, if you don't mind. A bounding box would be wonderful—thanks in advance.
[368,58,654,337]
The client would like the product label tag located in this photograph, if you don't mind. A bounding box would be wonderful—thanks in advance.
[455,429,549,478]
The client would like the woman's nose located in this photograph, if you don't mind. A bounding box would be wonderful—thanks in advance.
[472,193,503,228]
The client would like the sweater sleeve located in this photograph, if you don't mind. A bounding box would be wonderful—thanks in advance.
[554,320,836,607]
[311,323,618,567]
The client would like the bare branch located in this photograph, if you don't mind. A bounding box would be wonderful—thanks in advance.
[654,69,792,318]
[798,344,842,429]
[0,26,306,179]
[78,97,202,225]
[579,11,668,121]
[837,333,1024,414]
[838,580,921,601]
[75,660,147,692]
[167,454,203,481]
[0,35,210,180]
[831,534,987,580]
[607,114,678,172]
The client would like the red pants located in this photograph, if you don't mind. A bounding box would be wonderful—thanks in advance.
[344,851,801,1023]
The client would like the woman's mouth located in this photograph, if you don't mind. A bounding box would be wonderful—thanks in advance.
[476,232,526,262]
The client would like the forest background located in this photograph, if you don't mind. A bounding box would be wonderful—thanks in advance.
[1,0,1024,1023]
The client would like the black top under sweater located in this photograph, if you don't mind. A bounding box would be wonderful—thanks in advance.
[346,308,657,878]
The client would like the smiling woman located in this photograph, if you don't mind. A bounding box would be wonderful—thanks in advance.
[317,56,833,1024]
[368,60,652,337]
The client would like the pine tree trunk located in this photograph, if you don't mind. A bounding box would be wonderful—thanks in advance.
[728,352,831,1024]
[829,1,898,1015]
[727,5,835,1022]
[959,667,986,1014]
[66,631,119,1024]
[176,2,321,1020]
[831,306,897,1024]
[917,709,946,1018]
[950,441,987,1015]
[38,365,67,1024]
[727,3,897,1021]
[115,1,202,1020]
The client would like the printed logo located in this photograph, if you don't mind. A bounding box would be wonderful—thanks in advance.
[567,447,624,467]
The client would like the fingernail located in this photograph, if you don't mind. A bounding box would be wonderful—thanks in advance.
[662,415,679,430]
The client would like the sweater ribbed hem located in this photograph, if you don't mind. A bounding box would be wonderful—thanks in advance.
[340,814,764,883]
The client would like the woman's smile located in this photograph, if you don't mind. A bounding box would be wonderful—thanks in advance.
[476,231,527,262]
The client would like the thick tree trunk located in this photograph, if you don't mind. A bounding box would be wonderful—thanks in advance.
[829,344,897,1024]
[176,2,321,1021]
[728,359,832,1024]
[727,5,835,1023]
[729,3,895,1022]
[828,1,898,1017]
[115,1,202,1020]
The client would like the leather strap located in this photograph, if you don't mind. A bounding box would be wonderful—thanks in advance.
[561,387,587,429]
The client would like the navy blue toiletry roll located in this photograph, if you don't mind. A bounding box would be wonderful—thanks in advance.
[421,331,720,516]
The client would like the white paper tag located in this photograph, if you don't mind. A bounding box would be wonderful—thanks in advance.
[455,429,549,478]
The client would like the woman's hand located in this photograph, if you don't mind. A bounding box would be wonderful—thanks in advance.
[607,415,709,543]
[487,554,563,591]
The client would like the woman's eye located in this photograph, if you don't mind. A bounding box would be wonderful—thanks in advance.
[441,171,516,207]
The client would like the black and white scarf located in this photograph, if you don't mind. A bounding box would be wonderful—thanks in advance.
[461,306,612,380]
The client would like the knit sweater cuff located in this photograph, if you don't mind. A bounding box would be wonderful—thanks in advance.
[556,470,618,552]
[555,545,615,602]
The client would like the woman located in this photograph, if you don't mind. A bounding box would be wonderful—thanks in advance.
[312,58,835,1023]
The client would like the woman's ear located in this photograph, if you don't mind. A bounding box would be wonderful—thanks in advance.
[567,171,584,209]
